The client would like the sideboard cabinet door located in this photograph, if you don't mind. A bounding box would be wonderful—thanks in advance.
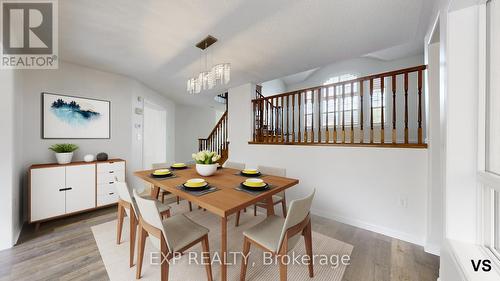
[65,164,96,213]
[30,167,66,221]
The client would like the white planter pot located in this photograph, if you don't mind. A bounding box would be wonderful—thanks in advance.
[55,152,73,165]
[195,163,218,177]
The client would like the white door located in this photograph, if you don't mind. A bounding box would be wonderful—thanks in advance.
[65,164,96,213]
[143,100,167,169]
[31,167,66,221]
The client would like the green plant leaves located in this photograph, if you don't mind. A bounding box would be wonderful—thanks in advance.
[49,143,79,153]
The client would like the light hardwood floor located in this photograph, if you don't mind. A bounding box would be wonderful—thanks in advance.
[0,206,439,281]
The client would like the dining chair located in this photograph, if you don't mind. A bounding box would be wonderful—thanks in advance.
[222,161,245,170]
[133,189,213,281]
[152,162,196,211]
[115,181,171,267]
[235,165,287,227]
[240,190,315,281]
[152,163,181,205]
[225,161,247,225]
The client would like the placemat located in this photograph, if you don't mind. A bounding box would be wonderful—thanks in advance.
[176,185,219,196]
[148,174,179,180]
[233,172,267,178]
[234,184,275,196]
[169,166,190,170]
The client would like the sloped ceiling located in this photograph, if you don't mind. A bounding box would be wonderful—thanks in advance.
[59,0,434,108]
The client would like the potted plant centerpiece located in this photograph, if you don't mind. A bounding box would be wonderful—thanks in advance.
[192,150,221,176]
[49,144,79,164]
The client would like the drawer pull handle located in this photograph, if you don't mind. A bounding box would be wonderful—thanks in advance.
[109,171,114,174]
[109,192,114,195]
[59,187,72,191]
[109,181,114,184]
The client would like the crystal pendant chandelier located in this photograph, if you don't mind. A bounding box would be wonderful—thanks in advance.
[212,63,231,85]
[187,36,231,94]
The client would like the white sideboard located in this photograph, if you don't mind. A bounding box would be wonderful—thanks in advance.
[29,159,125,227]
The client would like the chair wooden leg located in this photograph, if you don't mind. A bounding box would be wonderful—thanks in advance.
[189,202,193,212]
[160,209,171,219]
[116,204,125,244]
[235,211,241,227]
[253,205,257,216]
[279,238,288,281]
[281,200,287,218]
[304,220,314,278]
[244,208,247,212]
[240,237,251,281]
[160,237,170,281]
[129,210,137,267]
[201,235,213,281]
[136,225,147,279]
[161,192,165,203]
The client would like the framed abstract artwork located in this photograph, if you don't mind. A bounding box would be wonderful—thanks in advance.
[42,93,111,139]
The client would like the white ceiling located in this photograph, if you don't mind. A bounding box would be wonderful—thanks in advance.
[59,0,434,108]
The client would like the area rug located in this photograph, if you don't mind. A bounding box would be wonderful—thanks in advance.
[91,202,353,281]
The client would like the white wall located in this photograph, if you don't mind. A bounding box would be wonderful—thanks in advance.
[228,83,428,245]
[17,61,177,219]
[0,70,22,250]
[175,104,217,163]
[261,78,286,96]
[444,4,479,243]
[425,42,443,255]
[422,0,488,280]
[129,80,176,188]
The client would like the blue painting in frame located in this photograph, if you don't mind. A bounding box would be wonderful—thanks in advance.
[42,92,110,139]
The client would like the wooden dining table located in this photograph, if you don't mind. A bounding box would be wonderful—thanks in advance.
[134,165,299,281]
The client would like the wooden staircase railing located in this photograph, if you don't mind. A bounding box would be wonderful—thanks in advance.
[198,111,229,164]
[251,65,427,148]
[254,85,285,142]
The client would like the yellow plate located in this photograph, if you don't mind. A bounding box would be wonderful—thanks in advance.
[185,178,206,187]
[172,163,186,168]
[243,181,266,188]
[242,169,258,174]
[153,169,171,175]
[184,181,208,188]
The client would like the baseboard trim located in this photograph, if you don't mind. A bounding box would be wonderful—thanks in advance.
[311,207,425,246]
[425,242,441,256]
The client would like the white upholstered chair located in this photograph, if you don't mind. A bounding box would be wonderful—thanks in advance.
[151,162,180,205]
[133,189,213,281]
[115,181,171,268]
[222,161,245,170]
[240,190,315,281]
[235,165,287,227]
[224,161,247,224]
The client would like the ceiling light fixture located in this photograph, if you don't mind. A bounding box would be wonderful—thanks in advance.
[187,35,231,94]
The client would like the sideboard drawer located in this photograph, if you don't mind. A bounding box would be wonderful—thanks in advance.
[97,170,125,184]
[97,161,125,174]
[97,192,119,206]
[97,182,116,196]
[97,183,118,206]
